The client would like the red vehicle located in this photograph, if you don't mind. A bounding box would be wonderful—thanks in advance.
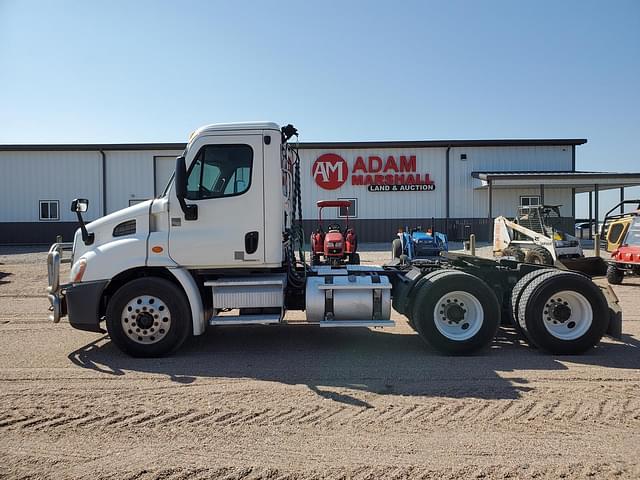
[601,200,640,285]
[310,200,359,266]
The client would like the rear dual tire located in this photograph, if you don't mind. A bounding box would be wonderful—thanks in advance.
[513,270,608,354]
[411,271,500,355]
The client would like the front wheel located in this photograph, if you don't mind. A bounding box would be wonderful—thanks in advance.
[349,252,360,265]
[606,265,624,285]
[106,277,192,357]
[524,246,554,265]
[411,271,500,355]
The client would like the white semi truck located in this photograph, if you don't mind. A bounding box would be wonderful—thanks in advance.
[47,122,622,357]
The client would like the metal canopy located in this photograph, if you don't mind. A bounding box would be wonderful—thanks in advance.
[472,171,640,193]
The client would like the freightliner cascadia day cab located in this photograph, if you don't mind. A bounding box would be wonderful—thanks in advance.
[47,122,622,357]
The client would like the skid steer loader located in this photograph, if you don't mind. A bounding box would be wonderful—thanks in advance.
[494,205,607,274]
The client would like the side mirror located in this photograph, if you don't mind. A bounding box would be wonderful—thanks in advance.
[70,198,94,245]
[175,156,187,199]
[71,198,89,213]
[174,156,198,221]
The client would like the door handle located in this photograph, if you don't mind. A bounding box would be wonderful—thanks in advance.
[245,231,259,254]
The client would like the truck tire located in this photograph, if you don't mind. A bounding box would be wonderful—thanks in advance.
[502,247,525,262]
[411,271,500,355]
[400,269,455,330]
[106,277,192,357]
[349,252,360,265]
[524,246,554,265]
[392,239,402,259]
[509,268,557,337]
[517,271,608,354]
[606,265,624,285]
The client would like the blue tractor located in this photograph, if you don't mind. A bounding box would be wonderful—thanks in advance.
[392,226,448,262]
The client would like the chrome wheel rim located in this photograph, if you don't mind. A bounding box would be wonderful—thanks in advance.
[542,290,592,341]
[121,295,171,344]
[433,291,484,341]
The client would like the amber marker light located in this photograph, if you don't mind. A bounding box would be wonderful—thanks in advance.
[151,246,164,253]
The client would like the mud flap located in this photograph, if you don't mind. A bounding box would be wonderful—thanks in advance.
[558,257,608,276]
[601,285,622,339]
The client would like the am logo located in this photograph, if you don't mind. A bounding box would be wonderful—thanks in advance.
[312,153,348,190]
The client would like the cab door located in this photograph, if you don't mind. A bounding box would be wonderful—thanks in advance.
[168,134,264,268]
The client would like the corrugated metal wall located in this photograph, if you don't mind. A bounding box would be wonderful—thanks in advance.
[0,149,181,243]
[105,150,181,213]
[0,143,575,244]
[300,147,447,220]
[0,151,103,222]
[299,145,573,220]
[450,145,573,218]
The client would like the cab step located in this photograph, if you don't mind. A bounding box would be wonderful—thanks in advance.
[319,320,395,328]
[209,313,281,326]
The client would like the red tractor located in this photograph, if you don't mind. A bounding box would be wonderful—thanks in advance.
[310,200,359,266]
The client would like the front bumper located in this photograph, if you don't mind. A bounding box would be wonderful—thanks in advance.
[47,242,73,323]
[66,280,108,333]
[47,242,107,333]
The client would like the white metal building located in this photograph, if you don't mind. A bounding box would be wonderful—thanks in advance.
[297,139,640,241]
[0,145,183,243]
[1,137,640,243]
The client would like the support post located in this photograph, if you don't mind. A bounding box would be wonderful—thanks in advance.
[470,234,476,257]
[588,191,593,240]
[539,184,545,205]
[594,233,600,257]
[594,184,599,237]
[488,180,493,218]
[620,187,625,213]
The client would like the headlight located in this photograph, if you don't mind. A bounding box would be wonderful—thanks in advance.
[70,258,87,283]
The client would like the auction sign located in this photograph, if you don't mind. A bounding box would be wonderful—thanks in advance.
[312,153,436,191]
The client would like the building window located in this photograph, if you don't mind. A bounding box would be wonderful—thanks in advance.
[520,196,541,207]
[39,200,60,221]
[338,198,357,218]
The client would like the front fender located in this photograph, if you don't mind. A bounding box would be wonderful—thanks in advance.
[169,268,206,336]
[80,237,147,283]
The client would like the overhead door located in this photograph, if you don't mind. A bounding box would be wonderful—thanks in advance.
[154,156,177,196]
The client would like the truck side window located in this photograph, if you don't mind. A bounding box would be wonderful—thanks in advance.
[185,144,253,200]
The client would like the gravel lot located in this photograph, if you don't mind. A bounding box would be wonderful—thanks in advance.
[0,245,639,479]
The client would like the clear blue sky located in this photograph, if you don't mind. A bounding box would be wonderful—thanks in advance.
[1,0,639,217]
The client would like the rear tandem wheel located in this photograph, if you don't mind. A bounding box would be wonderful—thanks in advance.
[515,271,609,354]
[410,270,500,355]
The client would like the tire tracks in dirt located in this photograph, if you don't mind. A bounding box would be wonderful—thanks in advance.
[2,383,638,434]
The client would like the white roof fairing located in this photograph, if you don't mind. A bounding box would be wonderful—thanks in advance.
[191,122,280,137]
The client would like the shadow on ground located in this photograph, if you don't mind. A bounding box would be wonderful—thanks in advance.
[68,324,640,405]
[0,270,11,286]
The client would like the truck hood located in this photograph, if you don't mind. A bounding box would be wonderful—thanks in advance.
[73,200,153,259]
